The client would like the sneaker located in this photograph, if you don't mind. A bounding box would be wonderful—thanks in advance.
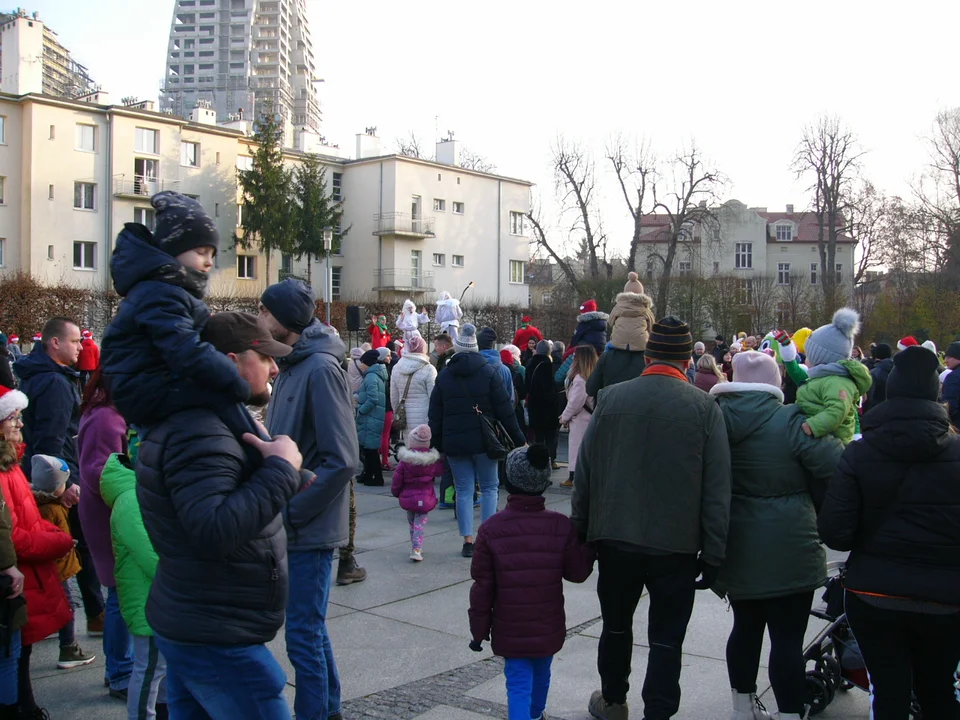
[57,643,96,669]
[560,479,574,488]
[336,556,367,586]
[410,549,423,562]
[438,502,454,509]
[109,687,128,701]
[461,542,474,558]
[588,690,628,720]
[86,612,104,636]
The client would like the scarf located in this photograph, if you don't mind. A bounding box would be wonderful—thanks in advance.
[641,363,689,383]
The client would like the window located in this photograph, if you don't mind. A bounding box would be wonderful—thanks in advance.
[810,263,818,285]
[331,267,342,301]
[713,227,720,241]
[433,198,445,212]
[332,172,342,201]
[215,151,221,165]
[135,127,158,154]
[237,255,255,279]
[509,211,525,235]
[836,263,843,285]
[280,253,293,275]
[542,293,552,304]
[0,238,4,267]
[237,202,244,226]
[713,261,720,275]
[73,182,96,210]
[134,207,156,231]
[776,224,793,241]
[734,242,752,269]
[214,203,219,217]
[678,261,692,277]
[75,124,96,152]
[776,301,790,329]
[433,253,445,266]
[777,262,791,285]
[46,183,55,200]
[47,245,54,260]
[510,260,526,284]
[237,155,253,171]
[73,241,96,270]
[452,201,464,215]
[49,125,55,140]
[0,177,5,205]
[646,256,655,281]
[181,141,200,167]
[452,254,464,268]
[0,117,6,144]
[737,278,753,305]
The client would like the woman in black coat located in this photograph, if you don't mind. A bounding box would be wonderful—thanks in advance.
[818,346,960,720]
[526,341,560,466]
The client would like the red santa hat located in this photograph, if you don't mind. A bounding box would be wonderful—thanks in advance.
[897,335,918,351]
[521,315,532,324]
[580,300,598,314]
[81,329,92,339]
[0,385,28,421]
[32,332,41,342]
[7,335,17,344]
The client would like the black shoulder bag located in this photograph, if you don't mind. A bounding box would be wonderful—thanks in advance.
[456,376,516,460]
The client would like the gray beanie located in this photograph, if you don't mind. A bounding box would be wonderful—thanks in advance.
[505,445,552,495]
[455,324,479,353]
[31,454,70,493]
[536,339,551,355]
[805,308,860,367]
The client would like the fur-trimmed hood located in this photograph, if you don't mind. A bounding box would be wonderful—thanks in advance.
[613,292,653,312]
[577,310,609,324]
[32,488,64,506]
[397,446,441,466]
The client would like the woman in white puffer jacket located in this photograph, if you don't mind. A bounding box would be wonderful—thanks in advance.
[389,334,437,440]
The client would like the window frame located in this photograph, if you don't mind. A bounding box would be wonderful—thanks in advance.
[75,124,97,153]
[452,254,465,268]
[509,211,525,235]
[452,201,465,215]
[237,254,256,280]
[775,224,793,241]
[777,262,791,285]
[134,127,159,155]
[332,172,343,201]
[433,198,445,212]
[737,277,753,305]
[73,241,97,270]
[835,263,843,285]
[0,176,5,205]
[181,140,201,168]
[810,262,818,285]
[73,182,97,211]
[509,260,526,284]
[0,116,6,144]
[734,242,753,270]
[678,260,692,277]
[331,266,342,301]
[0,238,5,267]
[134,207,156,231]
[432,253,445,267]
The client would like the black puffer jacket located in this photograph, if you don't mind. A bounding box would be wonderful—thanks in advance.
[526,354,560,433]
[137,407,301,645]
[867,358,893,409]
[585,344,646,397]
[818,398,960,606]
[429,352,525,457]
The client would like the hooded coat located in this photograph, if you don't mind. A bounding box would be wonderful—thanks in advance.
[710,383,842,600]
[347,347,364,396]
[526,354,561,433]
[566,311,609,358]
[818,397,960,606]
[435,292,463,332]
[100,224,249,426]
[390,446,443,513]
[560,374,592,470]
[101,453,157,637]
[585,344,646,397]
[867,357,893,408]
[608,292,654,352]
[796,359,873,444]
[77,337,100,372]
[356,363,388,450]
[266,320,358,551]
[390,353,437,433]
[33,491,81,581]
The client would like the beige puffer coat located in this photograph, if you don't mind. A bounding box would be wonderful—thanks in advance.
[608,292,655,351]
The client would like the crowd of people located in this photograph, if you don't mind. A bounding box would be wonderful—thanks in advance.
[0,190,955,720]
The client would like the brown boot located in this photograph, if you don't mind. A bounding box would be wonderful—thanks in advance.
[589,690,628,720]
[336,555,367,585]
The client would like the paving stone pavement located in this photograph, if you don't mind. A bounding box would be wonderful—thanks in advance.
[32,432,872,719]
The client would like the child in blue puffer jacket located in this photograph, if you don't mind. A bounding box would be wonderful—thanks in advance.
[101,192,250,428]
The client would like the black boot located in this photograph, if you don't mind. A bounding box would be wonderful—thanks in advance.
[336,554,367,585]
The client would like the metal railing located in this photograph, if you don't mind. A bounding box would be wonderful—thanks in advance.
[113,175,179,198]
[373,212,436,237]
[373,270,435,292]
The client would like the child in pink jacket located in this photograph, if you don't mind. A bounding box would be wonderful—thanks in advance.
[391,424,444,562]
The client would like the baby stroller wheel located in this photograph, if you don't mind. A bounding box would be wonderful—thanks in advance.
[814,654,842,691]
[805,671,835,716]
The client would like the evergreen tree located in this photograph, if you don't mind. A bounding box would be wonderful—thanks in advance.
[292,154,350,286]
[236,107,293,284]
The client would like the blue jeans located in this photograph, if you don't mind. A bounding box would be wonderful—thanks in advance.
[286,549,341,720]
[504,656,553,720]
[104,586,134,690]
[154,634,289,720]
[59,581,75,647]
[447,453,500,537]
[0,629,20,704]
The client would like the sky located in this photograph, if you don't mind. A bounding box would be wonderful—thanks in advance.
[27,0,960,259]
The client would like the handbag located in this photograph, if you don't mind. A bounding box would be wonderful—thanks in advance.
[456,377,516,460]
[392,374,415,431]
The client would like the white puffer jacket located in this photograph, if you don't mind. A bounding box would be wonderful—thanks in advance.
[389,352,437,432]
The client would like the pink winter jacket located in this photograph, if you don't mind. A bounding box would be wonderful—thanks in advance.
[390,446,443,513]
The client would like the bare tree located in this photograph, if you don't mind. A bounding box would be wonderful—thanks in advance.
[552,137,607,280]
[914,108,960,279]
[778,271,812,330]
[793,115,864,311]
[459,147,496,173]
[848,180,890,286]
[396,131,427,159]
[607,135,657,273]
[526,205,581,295]
[703,274,745,344]
[748,274,778,333]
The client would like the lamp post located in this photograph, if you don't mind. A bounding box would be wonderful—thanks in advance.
[323,226,333,325]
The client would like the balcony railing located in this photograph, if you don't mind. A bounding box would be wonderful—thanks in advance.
[373,212,436,238]
[113,175,179,199]
[373,270,435,293]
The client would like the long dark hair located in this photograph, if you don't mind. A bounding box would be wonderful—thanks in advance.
[80,368,113,415]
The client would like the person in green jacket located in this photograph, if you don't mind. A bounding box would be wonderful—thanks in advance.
[710,352,843,720]
[101,435,167,720]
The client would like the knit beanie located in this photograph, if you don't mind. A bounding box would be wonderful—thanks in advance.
[887,346,941,401]
[553,341,565,355]
[406,334,427,355]
[151,191,220,258]
[536,339,551,355]
[360,349,381,366]
[732,351,781,389]
[0,386,27,421]
[645,316,693,362]
[922,340,938,355]
[580,299,598,314]
[477,327,497,351]
[694,341,705,354]
[455,324,479,353]
[376,347,390,362]
[623,272,644,294]
[407,424,431,449]
[947,341,960,360]
[502,344,521,363]
[873,343,892,360]
[804,308,859,367]
[260,279,317,334]
[31,454,70,493]
[505,445,552,496]
[897,335,918,352]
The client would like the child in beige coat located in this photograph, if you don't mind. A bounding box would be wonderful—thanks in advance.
[608,272,655,351]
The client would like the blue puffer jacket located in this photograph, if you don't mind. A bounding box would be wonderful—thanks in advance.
[570,311,609,355]
[101,224,249,426]
[480,348,514,402]
[15,347,81,484]
[356,363,387,450]
[429,352,526,457]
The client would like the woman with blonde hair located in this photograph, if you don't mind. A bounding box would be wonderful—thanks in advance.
[559,346,599,488]
[695,353,727,392]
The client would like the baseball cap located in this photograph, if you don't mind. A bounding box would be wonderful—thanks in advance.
[202,312,292,358]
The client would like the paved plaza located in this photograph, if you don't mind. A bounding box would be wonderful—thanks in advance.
[33,436,871,720]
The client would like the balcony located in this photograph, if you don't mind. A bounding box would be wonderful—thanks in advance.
[113,175,179,199]
[373,212,436,238]
[373,270,435,293]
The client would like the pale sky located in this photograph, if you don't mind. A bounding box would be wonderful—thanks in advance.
[27,0,960,259]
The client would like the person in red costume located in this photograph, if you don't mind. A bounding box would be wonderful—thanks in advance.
[367,315,391,349]
[512,316,543,350]
[77,330,100,387]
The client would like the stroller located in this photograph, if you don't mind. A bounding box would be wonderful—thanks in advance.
[803,560,923,718]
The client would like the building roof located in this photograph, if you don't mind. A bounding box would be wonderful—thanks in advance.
[345,153,534,187]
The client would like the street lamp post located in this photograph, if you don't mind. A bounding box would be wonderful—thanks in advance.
[323,226,333,325]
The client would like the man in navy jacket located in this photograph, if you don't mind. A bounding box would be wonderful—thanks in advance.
[941,341,960,428]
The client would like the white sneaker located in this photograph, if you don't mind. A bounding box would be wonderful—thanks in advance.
[410,549,423,562]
